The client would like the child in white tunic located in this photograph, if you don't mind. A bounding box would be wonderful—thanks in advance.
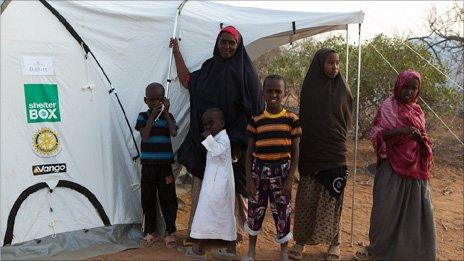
[188,108,237,258]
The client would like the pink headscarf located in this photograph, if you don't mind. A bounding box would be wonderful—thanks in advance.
[369,70,433,180]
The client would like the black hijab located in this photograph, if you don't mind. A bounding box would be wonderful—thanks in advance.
[178,28,264,180]
[298,48,353,175]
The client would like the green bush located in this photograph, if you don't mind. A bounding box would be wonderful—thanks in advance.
[254,34,462,137]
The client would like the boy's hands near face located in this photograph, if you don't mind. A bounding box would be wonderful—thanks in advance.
[147,103,163,124]
[201,130,212,138]
[152,103,164,115]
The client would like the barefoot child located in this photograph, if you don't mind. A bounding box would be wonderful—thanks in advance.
[187,108,237,259]
[244,75,301,261]
[135,83,179,248]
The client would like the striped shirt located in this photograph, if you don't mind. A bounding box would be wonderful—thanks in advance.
[247,109,302,162]
[135,111,177,165]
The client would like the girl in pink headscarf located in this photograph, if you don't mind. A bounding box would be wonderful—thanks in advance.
[354,70,436,260]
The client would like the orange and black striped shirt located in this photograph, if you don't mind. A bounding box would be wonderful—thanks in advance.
[246,109,302,162]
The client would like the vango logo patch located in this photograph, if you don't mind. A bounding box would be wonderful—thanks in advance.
[32,163,67,175]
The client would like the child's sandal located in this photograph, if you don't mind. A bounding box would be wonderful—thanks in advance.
[185,246,206,259]
[288,244,304,260]
[353,247,372,261]
[326,245,341,260]
[183,237,195,247]
[211,248,239,260]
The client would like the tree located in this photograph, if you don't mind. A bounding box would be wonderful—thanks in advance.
[407,2,463,83]
[254,34,460,137]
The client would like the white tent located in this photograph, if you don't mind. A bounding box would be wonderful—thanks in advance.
[0,0,363,258]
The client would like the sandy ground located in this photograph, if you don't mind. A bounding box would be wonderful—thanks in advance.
[90,124,464,260]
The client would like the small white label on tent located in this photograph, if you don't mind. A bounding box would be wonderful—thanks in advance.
[22,56,54,76]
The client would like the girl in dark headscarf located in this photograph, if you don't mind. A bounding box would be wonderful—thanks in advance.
[170,26,264,248]
[289,48,353,260]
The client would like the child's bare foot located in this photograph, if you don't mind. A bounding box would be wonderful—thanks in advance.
[280,251,289,261]
[164,234,178,249]
[280,243,289,261]
[139,233,160,247]
[241,250,255,261]
[241,254,255,261]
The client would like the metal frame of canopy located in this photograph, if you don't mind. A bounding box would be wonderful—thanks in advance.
[343,23,363,247]
[3,0,364,247]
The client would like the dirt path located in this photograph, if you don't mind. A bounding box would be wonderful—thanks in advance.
[91,128,463,260]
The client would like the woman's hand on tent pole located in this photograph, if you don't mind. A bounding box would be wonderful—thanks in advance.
[169,37,180,53]
[169,38,190,88]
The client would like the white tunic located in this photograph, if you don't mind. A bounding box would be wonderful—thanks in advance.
[190,130,237,241]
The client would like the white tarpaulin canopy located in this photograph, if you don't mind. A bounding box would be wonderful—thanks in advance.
[0,0,363,257]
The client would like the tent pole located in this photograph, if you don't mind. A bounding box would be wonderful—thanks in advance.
[166,0,188,97]
[345,25,349,80]
[350,22,362,247]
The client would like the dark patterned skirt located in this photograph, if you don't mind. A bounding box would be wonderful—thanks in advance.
[293,167,346,246]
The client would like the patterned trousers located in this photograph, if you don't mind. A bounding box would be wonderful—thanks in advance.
[245,158,292,243]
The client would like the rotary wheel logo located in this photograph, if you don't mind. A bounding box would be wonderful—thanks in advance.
[32,127,61,157]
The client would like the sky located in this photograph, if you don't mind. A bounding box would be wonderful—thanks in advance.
[218,1,462,44]
[2,1,459,43]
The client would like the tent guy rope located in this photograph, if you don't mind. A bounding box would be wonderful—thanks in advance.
[402,42,464,91]
[366,13,463,91]
[370,41,464,146]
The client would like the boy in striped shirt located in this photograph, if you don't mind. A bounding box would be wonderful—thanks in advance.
[244,75,301,261]
[135,82,179,248]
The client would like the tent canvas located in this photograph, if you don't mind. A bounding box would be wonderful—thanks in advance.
[0,0,363,258]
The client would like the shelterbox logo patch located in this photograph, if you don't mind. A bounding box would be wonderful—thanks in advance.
[24,84,61,123]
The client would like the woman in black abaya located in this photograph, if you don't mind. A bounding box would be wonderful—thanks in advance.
[169,26,264,245]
